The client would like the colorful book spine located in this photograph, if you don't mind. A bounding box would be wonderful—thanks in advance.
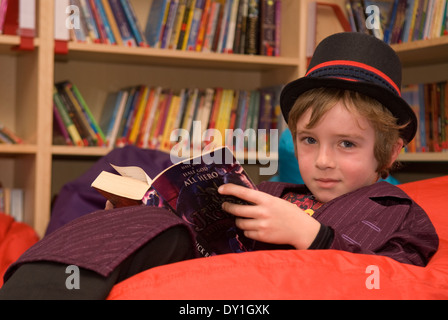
[108,0,136,46]
[120,0,147,46]
[101,0,123,45]
[161,0,180,49]
[187,0,205,50]
[145,0,170,48]
[80,0,101,43]
[53,87,84,146]
[53,103,73,145]
[94,0,117,44]
[70,82,106,146]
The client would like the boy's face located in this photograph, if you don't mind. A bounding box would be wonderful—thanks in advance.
[295,101,379,203]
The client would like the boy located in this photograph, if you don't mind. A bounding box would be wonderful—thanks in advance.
[219,32,438,265]
[0,32,438,299]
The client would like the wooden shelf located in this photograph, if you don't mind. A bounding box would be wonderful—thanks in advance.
[51,145,112,157]
[399,152,448,162]
[0,35,39,55]
[51,145,280,163]
[61,42,299,71]
[392,36,448,67]
[0,144,38,155]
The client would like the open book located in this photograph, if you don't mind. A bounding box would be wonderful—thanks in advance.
[91,146,257,256]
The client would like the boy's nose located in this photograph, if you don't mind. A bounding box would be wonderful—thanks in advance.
[315,146,336,170]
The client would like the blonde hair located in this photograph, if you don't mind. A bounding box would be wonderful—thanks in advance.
[287,88,407,179]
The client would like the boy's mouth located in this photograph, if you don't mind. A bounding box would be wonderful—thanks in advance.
[315,178,340,188]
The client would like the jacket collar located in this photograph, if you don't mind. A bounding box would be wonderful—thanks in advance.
[258,181,411,202]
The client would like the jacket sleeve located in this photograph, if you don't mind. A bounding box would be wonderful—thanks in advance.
[326,199,439,267]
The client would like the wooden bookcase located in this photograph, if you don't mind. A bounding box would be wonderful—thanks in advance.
[0,0,447,237]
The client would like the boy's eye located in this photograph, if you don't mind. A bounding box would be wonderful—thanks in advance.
[303,137,317,144]
[340,140,355,148]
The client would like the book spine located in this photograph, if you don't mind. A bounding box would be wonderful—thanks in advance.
[0,123,23,144]
[177,0,197,50]
[2,0,18,35]
[62,82,99,146]
[202,1,221,52]
[108,0,136,46]
[95,0,117,44]
[161,94,182,151]
[168,0,184,49]
[89,0,109,43]
[233,0,246,54]
[19,0,36,37]
[80,0,101,42]
[136,88,155,147]
[120,85,143,145]
[128,86,150,144]
[141,87,162,148]
[145,0,169,48]
[187,0,205,50]
[53,103,73,145]
[195,0,211,51]
[217,0,232,53]
[274,0,280,56]
[53,87,84,146]
[70,82,106,145]
[245,0,259,54]
[161,0,180,49]
[153,90,173,148]
[56,83,90,146]
[172,88,188,134]
[119,0,147,46]
[212,1,226,52]
[224,0,240,53]
[70,0,88,43]
[259,0,276,56]
[115,87,137,146]
[0,0,9,34]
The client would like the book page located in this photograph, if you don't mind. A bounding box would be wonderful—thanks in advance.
[110,164,153,185]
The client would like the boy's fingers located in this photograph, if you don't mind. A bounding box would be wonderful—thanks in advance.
[222,201,256,218]
[218,183,266,205]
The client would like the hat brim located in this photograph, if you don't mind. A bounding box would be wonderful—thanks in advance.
[280,77,417,144]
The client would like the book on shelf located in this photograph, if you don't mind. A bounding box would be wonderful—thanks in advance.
[53,81,106,147]
[69,0,282,55]
[0,0,36,37]
[67,0,147,46]
[401,80,448,153]
[0,184,24,223]
[95,83,285,152]
[259,0,276,56]
[91,145,257,256]
[343,0,448,44]
[0,123,23,144]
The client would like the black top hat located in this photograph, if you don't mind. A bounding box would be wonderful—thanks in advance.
[280,32,417,144]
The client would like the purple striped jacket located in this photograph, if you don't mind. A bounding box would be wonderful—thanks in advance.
[4,181,438,281]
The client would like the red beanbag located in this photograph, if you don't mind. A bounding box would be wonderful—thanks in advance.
[107,176,448,300]
[0,214,39,287]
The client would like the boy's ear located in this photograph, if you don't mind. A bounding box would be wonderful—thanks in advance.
[389,138,404,167]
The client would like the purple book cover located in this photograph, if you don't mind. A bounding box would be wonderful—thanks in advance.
[147,146,257,256]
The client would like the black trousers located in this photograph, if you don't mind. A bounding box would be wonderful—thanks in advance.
[0,226,195,300]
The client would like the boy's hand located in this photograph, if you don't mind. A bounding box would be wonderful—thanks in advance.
[105,200,114,210]
[218,183,321,250]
